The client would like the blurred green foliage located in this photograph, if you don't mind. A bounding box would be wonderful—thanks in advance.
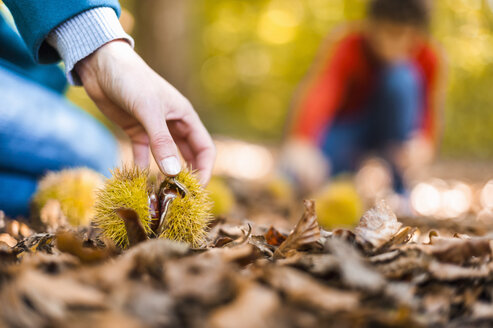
[188,0,365,141]
[67,0,493,159]
[434,0,493,158]
[187,0,493,158]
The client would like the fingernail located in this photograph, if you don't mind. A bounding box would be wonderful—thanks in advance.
[160,156,181,176]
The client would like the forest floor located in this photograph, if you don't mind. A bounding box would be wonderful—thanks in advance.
[1,192,493,328]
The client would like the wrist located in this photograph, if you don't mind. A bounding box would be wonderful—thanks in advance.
[75,40,133,83]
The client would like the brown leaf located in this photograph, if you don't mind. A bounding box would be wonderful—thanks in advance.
[55,231,114,263]
[326,238,385,292]
[278,253,339,276]
[263,266,359,312]
[248,235,275,258]
[472,302,493,319]
[115,208,148,247]
[0,270,106,327]
[224,224,252,248]
[5,219,33,239]
[376,226,417,253]
[425,230,439,244]
[39,199,68,232]
[331,228,357,244]
[0,233,17,247]
[213,236,234,248]
[208,281,280,328]
[165,251,235,304]
[430,238,492,265]
[428,261,490,281]
[14,233,55,255]
[274,200,320,259]
[355,200,402,249]
[264,226,287,246]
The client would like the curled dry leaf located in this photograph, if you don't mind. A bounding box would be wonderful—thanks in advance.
[208,281,280,328]
[4,219,33,240]
[224,224,252,248]
[165,251,236,305]
[248,235,275,258]
[55,231,114,263]
[425,230,439,244]
[274,200,320,259]
[355,200,402,249]
[326,238,385,292]
[14,233,55,256]
[377,226,417,252]
[264,226,287,246]
[212,236,234,248]
[0,270,106,327]
[115,208,148,247]
[428,261,490,281]
[278,253,339,276]
[0,233,17,247]
[263,266,359,312]
[429,238,492,265]
[39,199,68,232]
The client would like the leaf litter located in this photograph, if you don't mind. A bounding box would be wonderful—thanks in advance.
[1,196,493,327]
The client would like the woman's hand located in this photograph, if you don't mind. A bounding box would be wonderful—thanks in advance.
[75,40,215,185]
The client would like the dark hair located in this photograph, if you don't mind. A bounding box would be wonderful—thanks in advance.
[368,0,430,29]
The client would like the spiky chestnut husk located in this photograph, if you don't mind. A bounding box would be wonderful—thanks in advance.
[93,166,212,248]
[158,170,212,246]
[314,180,363,229]
[93,166,151,247]
[206,177,235,216]
[31,168,104,226]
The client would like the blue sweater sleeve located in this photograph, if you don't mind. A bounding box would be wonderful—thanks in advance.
[2,0,121,63]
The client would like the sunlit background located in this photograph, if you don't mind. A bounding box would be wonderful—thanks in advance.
[64,0,493,222]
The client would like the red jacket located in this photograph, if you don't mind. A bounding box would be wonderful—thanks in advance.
[292,31,440,144]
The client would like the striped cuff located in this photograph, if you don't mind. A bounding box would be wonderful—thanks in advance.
[46,7,134,85]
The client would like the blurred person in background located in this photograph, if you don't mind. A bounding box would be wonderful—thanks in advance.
[282,0,444,195]
[0,0,215,217]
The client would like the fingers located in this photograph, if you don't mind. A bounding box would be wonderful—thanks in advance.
[140,115,182,177]
[131,141,150,169]
[170,113,215,185]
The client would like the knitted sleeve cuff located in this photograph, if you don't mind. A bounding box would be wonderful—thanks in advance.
[46,7,134,85]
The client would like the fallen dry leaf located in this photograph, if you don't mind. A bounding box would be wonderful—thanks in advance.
[208,281,280,328]
[55,231,114,263]
[0,269,106,328]
[274,200,320,259]
[264,226,287,247]
[326,238,385,292]
[429,238,492,265]
[115,208,149,246]
[355,200,402,249]
[428,261,490,280]
[39,199,68,232]
[263,266,359,312]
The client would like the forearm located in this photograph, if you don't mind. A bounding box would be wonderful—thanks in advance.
[2,0,121,63]
[46,7,133,85]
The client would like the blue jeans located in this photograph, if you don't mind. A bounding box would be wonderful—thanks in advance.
[0,67,118,217]
[321,64,422,193]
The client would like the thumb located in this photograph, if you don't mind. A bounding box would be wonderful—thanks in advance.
[145,119,182,177]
